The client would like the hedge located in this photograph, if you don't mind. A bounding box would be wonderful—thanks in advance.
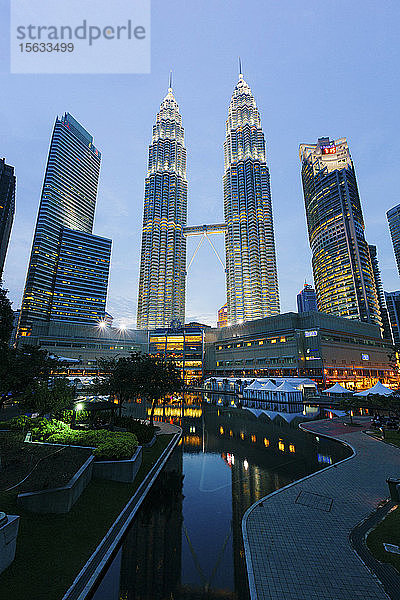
[47,430,138,461]
[113,416,156,444]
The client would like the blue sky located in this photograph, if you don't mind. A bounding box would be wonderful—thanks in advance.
[1,0,400,326]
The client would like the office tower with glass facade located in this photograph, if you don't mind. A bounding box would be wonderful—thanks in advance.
[217,303,228,328]
[223,71,279,325]
[368,245,392,341]
[385,291,400,346]
[300,137,380,326]
[49,228,111,325]
[0,158,16,275]
[137,82,187,330]
[19,113,104,336]
[387,204,400,276]
[297,283,318,313]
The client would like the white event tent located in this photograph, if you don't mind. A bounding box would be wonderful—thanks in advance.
[354,382,393,397]
[324,383,350,395]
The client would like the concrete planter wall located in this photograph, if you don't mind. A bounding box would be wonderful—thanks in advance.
[17,455,94,514]
[92,446,142,483]
[143,435,157,448]
[0,515,20,574]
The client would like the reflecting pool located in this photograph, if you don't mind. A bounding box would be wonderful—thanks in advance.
[93,395,351,600]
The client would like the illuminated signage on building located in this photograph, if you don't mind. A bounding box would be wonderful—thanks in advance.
[321,144,336,155]
[304,330,318,337]
[361,353,369,361]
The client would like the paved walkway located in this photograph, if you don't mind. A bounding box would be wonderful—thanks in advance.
[242,418,400,600]
[154,421,181,435]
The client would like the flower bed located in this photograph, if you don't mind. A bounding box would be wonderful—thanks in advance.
[0,416,138,461]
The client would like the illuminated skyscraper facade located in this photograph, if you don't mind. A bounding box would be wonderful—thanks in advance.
[19,113,108,335]
[300,137,381,327]
[137,83,187,329]
[368,245,392,342]
[0,158,15,276]
[297,283,318,313]
[387,204,400,277]
[223,72,279,325]
[50,228,111,325]
[385,291,400,346]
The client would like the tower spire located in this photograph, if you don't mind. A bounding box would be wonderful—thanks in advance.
[168,70,173,92]
[238,57,243,79]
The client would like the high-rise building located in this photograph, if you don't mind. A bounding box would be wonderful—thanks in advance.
[368,245,392,342]
[300,137,380,327]
[19,113,108,336]
[223,69,279,325]
[49,228,111,326]
[137,81,187,330]
[387,204,400,276]
[217,303,228,328]
[104,312,114,327]
[297,283,318,313]
[385,291,400,346]
[0,158,16,276]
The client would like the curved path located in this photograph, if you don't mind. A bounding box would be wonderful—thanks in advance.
[242,418,400,600]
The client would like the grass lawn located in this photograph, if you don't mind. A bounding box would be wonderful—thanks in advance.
[0,434,174,600]
[367,506,400,573]
[384,430,400,448]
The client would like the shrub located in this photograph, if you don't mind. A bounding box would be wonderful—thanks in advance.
[93,434,138,460]
[0,415,46,431]
[31,419,70,442]
[59,409,92,424]
[47,429,138,461]
[113,416,156,444]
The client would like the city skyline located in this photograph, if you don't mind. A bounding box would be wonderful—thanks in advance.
[2,0,400,327]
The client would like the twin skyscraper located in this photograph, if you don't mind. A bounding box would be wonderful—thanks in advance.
[137,69,280,329]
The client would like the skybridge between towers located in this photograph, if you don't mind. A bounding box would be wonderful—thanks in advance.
[183,223,227,272]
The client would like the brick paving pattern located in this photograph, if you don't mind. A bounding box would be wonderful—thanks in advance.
[242,418,400,600]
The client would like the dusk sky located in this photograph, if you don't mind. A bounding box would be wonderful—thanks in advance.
[1,0,399,327]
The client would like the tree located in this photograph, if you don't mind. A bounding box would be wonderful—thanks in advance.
[21,378,75,416]
[0,282,13,346]
[95,355,142,417]
[96,352,183,424]
[369,393,400,420]
[339,396,361,425]
[0,344,59,406]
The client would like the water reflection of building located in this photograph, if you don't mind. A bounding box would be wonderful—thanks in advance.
[118,446,183,600]
[149,326,205,384]
[113,397,350,600]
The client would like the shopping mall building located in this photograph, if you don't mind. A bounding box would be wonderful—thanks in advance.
[23,312,397,389]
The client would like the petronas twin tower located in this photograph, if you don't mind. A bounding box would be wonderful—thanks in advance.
[137,69,279,330]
